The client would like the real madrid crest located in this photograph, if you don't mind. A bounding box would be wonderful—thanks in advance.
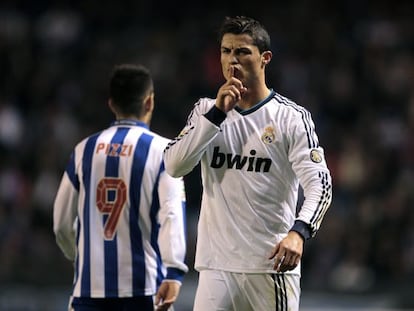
[261,126,275,144]
[310,149,323,163]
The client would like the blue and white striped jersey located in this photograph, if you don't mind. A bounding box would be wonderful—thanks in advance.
[53,119,188,298]
[164,90,332,275]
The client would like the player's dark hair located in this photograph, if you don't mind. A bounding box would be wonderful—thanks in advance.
[109,64,153,115]
[218,16,271,53]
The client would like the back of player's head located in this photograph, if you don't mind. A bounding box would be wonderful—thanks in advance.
[218,16,271,53]
[109,64,153,115]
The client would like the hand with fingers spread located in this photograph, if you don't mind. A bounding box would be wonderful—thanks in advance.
[215,66,247,113]
[269,231,304,272]
[154,280,181,310]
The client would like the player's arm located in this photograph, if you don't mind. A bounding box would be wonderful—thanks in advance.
[157,163,188,276]
[53,152,79,261]
[164,99,223,178]
[288,109,333,239]
[270,109,332,272]
[155,163,188,309]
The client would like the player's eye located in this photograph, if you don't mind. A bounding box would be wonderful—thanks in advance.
[235,48,251,55]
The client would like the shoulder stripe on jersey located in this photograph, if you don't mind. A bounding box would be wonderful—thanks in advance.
[273,93,318,149]
[309,171,332,234]
[130,132,154,295]
[185,100,202,127]
[79,132,100,296]
[165,125,195,151]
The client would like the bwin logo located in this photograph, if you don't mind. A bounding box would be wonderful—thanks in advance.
[210,147,272,172]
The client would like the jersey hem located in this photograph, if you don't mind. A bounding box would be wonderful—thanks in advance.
[194,265,301,276]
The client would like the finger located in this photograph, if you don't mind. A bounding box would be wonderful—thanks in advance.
[268,245,279,259]
[229,66,234,78]
[156,301,174,311]
[275,255,285,272]
[163,296,177,304]
[268,249,277,260]
[224,89,240,104]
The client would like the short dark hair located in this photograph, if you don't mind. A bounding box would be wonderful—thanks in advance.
[218,16,271,53]
[109,64,153,115]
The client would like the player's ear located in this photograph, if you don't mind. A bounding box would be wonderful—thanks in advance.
[261,51,272,67]
[143,91,154,113]
[108,98,117,114]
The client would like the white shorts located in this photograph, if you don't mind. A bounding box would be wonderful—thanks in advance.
[193,270,300,311]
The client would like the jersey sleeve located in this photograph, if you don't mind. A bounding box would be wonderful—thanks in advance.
[163,99,222,177]
[53,151,79,261]
[288,109,333,238]
[157,164,189,282]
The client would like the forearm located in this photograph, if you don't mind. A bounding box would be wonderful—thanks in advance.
[164,115,221,177]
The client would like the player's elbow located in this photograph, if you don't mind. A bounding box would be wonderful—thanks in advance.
[163,151,187,177]
[164,160,185,178]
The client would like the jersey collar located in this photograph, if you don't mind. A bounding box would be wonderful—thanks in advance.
[235,89,276,115]
[111,119,149,129]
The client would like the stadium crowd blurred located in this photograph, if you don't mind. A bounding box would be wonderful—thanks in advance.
[0,0,413,303]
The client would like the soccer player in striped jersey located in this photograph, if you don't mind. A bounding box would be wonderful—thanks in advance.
[53,64,188,311]
[164,16,332,311]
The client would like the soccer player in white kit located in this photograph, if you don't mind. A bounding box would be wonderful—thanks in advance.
[164,16,332,311]
[53,64,188,311]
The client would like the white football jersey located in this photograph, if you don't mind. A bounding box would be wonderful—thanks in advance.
[164,90,332,275]
[53,120,188,298]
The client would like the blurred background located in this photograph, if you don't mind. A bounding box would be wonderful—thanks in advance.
[0,0,413,310]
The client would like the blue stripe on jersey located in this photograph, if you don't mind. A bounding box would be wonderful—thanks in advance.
[150,162,163,288]
[103,127,130,296]
[80,133,100,296]
[66,151,80,191]
[129,133,154,296]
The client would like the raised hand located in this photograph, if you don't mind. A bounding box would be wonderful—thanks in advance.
[215,66,247,113]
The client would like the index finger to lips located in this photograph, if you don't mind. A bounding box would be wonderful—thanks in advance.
[228,66,234,79]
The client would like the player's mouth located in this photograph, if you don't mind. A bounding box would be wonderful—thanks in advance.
[232,66,242,79]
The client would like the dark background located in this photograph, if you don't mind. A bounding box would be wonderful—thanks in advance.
[0,0,413,309]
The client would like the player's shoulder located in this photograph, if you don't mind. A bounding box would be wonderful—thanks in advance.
[193,97,216,113]
[74,130,103,150]
[270,90,311,116]
[146,130,171,149]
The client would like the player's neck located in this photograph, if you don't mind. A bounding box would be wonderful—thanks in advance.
[116,114,150,126]
[238,85,270,110]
